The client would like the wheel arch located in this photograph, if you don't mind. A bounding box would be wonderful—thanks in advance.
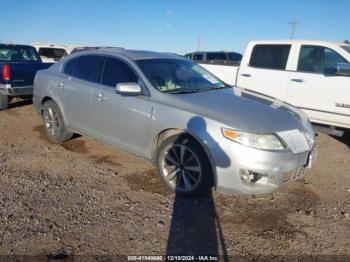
[40,96,70,129]
[151,128,217,186]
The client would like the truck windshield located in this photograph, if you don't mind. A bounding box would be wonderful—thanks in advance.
[341,46,350,54]
[0,46,41,62]
[137,58,226,93]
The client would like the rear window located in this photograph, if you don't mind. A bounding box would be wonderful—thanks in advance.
[63,57,78,76]
[0,46,40,62]
[228,52,242,62]
[73,55,105,82]
[193,53,203,61]
[39,48,68,59]
[249,44,291,70]
[206,52,226,61]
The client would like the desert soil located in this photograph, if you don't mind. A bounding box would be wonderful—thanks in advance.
[0,100,349,261]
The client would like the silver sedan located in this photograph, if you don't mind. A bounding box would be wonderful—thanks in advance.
[33,48,316,196]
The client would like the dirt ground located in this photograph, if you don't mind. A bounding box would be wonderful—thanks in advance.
[0,100,349,261]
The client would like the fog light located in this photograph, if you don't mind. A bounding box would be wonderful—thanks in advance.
[239,169,267,186]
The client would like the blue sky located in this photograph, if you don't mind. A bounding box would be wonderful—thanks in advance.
[1,0,349,54]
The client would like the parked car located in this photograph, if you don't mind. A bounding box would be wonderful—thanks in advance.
[197,40,350,134]
[32,44,69,63]
[0,44,53,109]
[33,48,315,196]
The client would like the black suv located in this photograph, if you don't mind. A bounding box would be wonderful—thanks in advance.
[185,51,242,66]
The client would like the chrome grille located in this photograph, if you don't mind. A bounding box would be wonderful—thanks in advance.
[277,129,311,154]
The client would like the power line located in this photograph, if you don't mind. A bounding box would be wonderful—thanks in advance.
[289,14,300,39]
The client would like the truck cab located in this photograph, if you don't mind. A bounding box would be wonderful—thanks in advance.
[237,40,350,130]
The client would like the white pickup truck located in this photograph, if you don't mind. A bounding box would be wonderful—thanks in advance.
[197,40,350,133]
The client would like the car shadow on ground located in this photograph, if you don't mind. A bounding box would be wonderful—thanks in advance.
[166,117,230,260]
[332,131,350,148]
[166,192,228,261]
[8,98,33,109]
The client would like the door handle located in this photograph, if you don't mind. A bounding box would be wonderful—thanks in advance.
[241,73,251,77]
[291,78,304,83]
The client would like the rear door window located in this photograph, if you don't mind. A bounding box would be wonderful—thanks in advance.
[228,52,242,62]
[193,53,204,61]
[101,58,138,88]
[249,44,291,70]
[206,52,227,61]
[73,55,105,82]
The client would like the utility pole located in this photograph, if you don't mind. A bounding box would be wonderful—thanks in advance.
[289,14,300,39]
[197,33,201,51]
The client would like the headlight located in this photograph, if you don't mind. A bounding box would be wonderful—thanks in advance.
[222,128,285,151]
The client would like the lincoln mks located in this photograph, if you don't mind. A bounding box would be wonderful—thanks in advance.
[33,48,316,196]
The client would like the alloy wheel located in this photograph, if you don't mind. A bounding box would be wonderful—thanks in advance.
[161,143,202,192]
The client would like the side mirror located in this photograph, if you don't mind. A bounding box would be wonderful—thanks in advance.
[334,63,350,77]
[116,83,141,95]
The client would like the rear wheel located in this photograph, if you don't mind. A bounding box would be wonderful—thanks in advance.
[42,100,73,143]
[0,94,9,110]
[156,134,213,196]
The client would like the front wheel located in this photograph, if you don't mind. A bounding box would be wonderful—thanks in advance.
[156,134,214,196]
[42,100,73,143]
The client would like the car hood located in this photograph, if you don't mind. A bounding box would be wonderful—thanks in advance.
[166,87,308,134]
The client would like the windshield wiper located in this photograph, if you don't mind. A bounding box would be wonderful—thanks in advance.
[167,89,200,94]
[195,85,230,93]
[166,85,230,94]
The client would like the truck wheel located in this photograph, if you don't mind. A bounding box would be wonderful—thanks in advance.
[156,134,214,197]
[0,94,9,110]
[42,100,73,143]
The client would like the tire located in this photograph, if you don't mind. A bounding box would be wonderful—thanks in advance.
[0,94,9,110]
[42,100,73,143]
[156,134,214,197]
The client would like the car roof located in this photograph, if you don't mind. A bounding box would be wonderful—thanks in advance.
[87,48,183,61]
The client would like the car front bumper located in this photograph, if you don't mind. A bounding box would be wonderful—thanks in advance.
[212,138,315,194]
[0,84,33,96]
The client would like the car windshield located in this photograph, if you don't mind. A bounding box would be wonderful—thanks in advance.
[341,46,350,54]
[137,58,226,93]
[0,46,41,62]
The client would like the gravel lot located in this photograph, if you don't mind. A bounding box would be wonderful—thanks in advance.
[0,100,349,261]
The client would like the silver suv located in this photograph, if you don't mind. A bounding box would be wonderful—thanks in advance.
[33,48,316,196]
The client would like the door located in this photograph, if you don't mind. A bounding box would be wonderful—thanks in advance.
[237,44,292,100]
[92,57,154,156]
[287,45,350,127]
[58,55,104,133]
